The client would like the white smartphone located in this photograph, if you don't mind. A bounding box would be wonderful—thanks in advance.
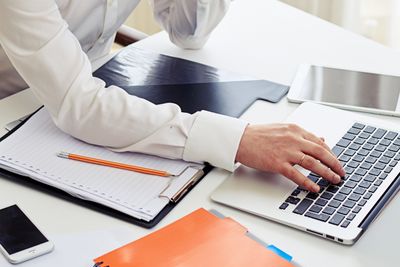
[288,64,400,116]
[0,204,54,264]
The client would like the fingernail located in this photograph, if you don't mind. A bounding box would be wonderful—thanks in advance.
[334,174,341,183]
[312,184,320,192]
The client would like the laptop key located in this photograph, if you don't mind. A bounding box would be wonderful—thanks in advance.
[339,187,352,195]
[332,146,345,157]
[306,192,319,200]
[343,133,356,141]
[378,156,390,164]
[364,175,376,183]
[349,143,361,151]
[365,156,377,164]
[360,162,372,170]
[354,187,366,195]
[344,181,357,189]
[347,213,356,221]
[353,206,362,213]
[317,179,330,187]
[346,161,359,169]
[364,126,376,134]
[352,155,365,162]
[337,139,351,148]
[355,168,367,176]
[349,175,362,182]
[374,180,383,186]
[329,214,345,225]
[385,131,398,140]
[322,207,335,215]
[359,132,370,139]
[333,193,346,202]
[364,193,372,200]
[315,198,328,206]
[344,149,356,157]
[326,186,339,194]
[279,203,289,210]
[343,200,356,208]
[353,123,365,129]
[379,139,391,146]
[379,173,388,180]
[344,166,355,175]
[291,189,301,196]
[389,160,398,167]
[337,207,350,215]
[389,145,400,152]
[374,162,386,170]
[293,199,313,215]
[348,128,361,135]
[362,143,374,151]
[370,150,382,158]
[305,212,330,222]
[354,138,366,145]
[372,129,387,139]
[348,193,361,202]
[320,192,334,200]
[369,186,378,193]
[384,166,393,173]
[341,220,351,228]
[384,151,395,158]
[359,199,367,206]
[328,200,341,208]
[309,205,322,213]
[368,168,381,176]
[286,196,301,204]
[375,145,386,152]
[359,181,371,189]
[367,138,379,145]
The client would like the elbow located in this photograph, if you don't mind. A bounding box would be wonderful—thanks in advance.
[167,29,209,50]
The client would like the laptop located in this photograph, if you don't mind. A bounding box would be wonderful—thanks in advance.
[211,102,400,245]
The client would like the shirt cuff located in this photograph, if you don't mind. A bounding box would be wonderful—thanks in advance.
[183,111,248,171]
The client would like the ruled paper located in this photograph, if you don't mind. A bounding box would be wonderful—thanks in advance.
[0,109,204,221]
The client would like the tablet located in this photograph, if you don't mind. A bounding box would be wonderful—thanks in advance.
[288,64,400,116]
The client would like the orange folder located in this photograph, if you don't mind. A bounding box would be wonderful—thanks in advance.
[94,208,294,267]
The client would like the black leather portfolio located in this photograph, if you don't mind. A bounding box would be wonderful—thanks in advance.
[93,46,289,118]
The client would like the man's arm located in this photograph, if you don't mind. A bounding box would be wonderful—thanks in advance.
[0,0,247,171]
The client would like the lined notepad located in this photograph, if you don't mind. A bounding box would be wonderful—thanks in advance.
[0,109,204,221]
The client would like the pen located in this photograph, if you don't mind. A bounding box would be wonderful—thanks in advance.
[57,151,173,177]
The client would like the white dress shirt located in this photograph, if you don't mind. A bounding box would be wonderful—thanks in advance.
[0,0,247,171]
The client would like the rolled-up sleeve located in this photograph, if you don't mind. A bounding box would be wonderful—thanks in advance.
[0,0,246,171]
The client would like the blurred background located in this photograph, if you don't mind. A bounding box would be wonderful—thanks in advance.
[126,0,400,51]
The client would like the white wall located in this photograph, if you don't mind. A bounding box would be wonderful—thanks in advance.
[124,1,161,35]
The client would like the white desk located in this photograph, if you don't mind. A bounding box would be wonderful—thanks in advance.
[1,0,399,266]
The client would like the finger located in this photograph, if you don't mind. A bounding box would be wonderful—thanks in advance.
[281,164,320,192]
[296,153,341,184]
[301,140,345,178]
[301,130,332,155]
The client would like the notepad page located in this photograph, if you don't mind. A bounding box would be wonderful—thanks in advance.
[0,109,204,221]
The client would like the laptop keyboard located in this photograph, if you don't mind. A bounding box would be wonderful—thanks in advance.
[279,123,400,228]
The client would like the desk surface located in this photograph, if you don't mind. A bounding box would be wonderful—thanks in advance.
[1,0,399,266]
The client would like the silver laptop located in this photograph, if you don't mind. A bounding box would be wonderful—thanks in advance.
[211,102,400,245]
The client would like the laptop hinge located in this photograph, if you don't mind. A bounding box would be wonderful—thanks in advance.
[358,173,400,230]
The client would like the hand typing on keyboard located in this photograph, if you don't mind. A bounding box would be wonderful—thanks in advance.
[236,123,346,193]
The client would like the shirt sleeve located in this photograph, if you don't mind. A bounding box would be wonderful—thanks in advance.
[150,0,231,49]
[0,0,247,171]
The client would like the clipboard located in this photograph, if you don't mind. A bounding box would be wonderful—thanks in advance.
[0,107,213,228]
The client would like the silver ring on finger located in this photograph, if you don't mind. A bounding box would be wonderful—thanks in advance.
[298,154,306,166]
